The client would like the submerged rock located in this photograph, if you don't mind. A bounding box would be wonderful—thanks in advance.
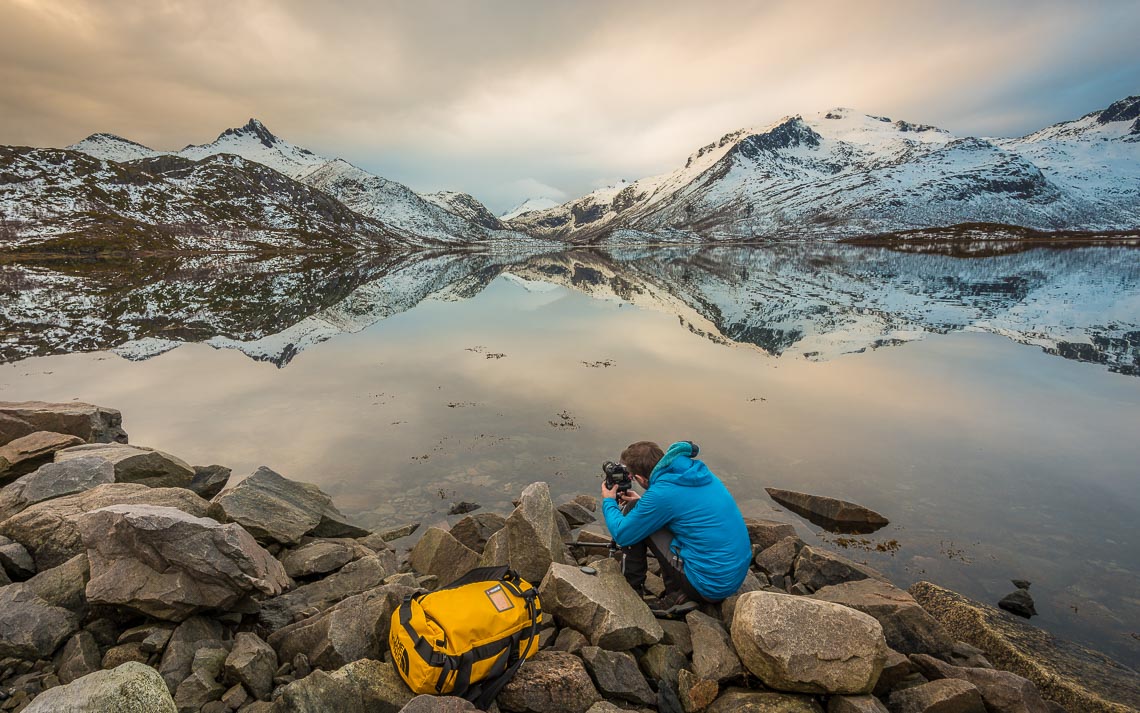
[998,588,1038,618]
[764,488,889,534]
[0,431,85,483]
[79,504,290,621]
[55,443,195,489]
[0,400,128,447]
[212,466,369,545]
[731,590,887,695]
[22,661,175,713]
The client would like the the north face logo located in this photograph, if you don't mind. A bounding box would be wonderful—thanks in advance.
[392,635,409,675]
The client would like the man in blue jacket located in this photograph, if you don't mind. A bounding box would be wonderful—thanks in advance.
[601,440,751,616]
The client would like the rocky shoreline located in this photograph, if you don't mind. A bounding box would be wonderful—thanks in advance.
[0,400,1136,713]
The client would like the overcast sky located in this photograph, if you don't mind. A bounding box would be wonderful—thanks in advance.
[2,0,1137,213]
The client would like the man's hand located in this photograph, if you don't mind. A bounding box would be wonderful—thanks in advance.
[601,481,619,500]
[617,490,641,507]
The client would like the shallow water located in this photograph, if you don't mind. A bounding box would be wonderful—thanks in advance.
[1,243,1138,665]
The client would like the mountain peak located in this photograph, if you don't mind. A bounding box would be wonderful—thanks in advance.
[1096,95,1140,130]
[217,118,279,148]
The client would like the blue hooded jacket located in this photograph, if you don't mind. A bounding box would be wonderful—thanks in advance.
[602,442,752,601]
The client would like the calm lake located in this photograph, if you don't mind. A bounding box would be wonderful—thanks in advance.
[1,242,1138,665]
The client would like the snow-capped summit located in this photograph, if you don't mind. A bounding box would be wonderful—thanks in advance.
[179,118,328,179]
[214,118,282,148]
[67,133,162,163]
[500,197,561,221]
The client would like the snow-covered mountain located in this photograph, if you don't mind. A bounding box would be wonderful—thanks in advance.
[500,197,562,221]
[422,191,505,230]
[510,97,1140,241]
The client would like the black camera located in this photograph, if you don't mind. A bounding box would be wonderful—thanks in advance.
[602,461,633,493]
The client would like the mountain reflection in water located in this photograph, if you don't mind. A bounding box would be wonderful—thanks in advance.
[2,244,1138,374]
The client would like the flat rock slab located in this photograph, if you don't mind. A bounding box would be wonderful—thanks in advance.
[538,561,662,651]
[0,431,85,484]
[765,488,888,534]
[909,581,1140,713]
[56,443,194,489]
[258,554,389,631]
[0,456,116,521]
[23,661,175,713]
[0,482,219,570]
[281,539,356,579]
[0,401,128,448]
[731,590,887,695]
[811,579,953,657]
[80,504,290,621]
[793,545,888,592]
[498,650,601,713]
[213,466,368,545]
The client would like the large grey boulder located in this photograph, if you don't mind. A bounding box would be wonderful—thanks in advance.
[0,401,127,446]
[793,545,888,592]
[708,687,825,713]
[744,517,798,551]
[0,456,116,521]
[580,646,656,706]
[23,660,175,713]
[0,581,79,658]
[212,466,368,545]
[538,561,662,651]
[0,482,218,570]
[910,654,1050,713]
[281,539,356,579]
[731,591,888,695]
[409,527,480,585]
[887,678,986,713]
[55,443,194,489]
[480,482,567,583]
[223,632,277,701]
[0,431,85,483]
[449,512,507,553]
[687,609,744,683]
[267,583,413,670]
[498,650,601,713]
[258,554,389,631]
[812,580,954,657]
[79,504,290,621]
[275,659,413,713]
[158,617,229,694]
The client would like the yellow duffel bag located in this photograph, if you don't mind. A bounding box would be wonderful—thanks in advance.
[389,565,542,709]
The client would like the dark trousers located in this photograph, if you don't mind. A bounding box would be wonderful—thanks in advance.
[621,528,713,605]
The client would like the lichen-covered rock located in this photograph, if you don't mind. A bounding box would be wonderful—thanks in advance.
[677,668,719,713]
[212,466,368,546]
[731,591,887,695]
[55,443,194,489]
[275,659,413,712]
[409,527,480,585]
[498,650,601,713]
[886,678,985,713]
[79,504,290,621]
[538,561,662,650]
[22,661,175,713]
[811,580,953,657]
[0,431,85,484]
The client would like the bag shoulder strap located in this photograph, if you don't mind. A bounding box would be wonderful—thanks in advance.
[466,587,540,710]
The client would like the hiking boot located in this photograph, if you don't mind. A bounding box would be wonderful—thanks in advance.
[650,591,698,619]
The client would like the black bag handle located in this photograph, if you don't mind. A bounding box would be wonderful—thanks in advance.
[467,589,540,710]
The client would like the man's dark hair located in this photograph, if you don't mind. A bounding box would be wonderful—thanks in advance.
[621,441,664,479]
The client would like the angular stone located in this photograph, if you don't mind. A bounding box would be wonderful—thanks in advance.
[0,457,117,521]
[720,571,764,631]
[874,649,915,698]
[448,512,507,554]
[0,431,85,484]
[103,642,149,669]
[221,683,249,710]
[793,546,887,592]
[174,645,228,713]
[54,630,101,684]
[409,527,480,585]
[56,443,194,489]
[0,401,127,447]
[827,695,888,713]
[258,554,388,631]
[119,623,176,654]
[538,561,663,650]
[744,517,798,551]
[811,580,953,657]
[552,627,589,654]
[158,616,229,694]
[22,660,175,713]
[580,646,655,706]
[498,650,601,713]
[677,668,719,713]
[910,581,1140,713]
[20,552,89,615]
[212,466,368,545]
[79,504,290,621]
[557,501,596,528]
[378,522,420,541]
[755,536,804,578]
[731,590,887,695]
[660,617,694,656]
[0,482,218,570]
[887,678,985,713]
[281,540,355,579]
[275,659,413,712]
[687,609,743,683]
[708,687,826,712]
[910,654,1050,713]
[267,583,413,671]
[480,482,566,584]
[400,694,478,712]
[764,489,888,533]
[223,633,276,701]
[0,534,35,578]
[189,465,231,500]
[0,582,79,658]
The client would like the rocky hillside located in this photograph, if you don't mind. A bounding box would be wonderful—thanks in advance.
[508,96,1140,241]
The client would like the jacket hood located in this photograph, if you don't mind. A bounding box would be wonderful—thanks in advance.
[650,441,713,487]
